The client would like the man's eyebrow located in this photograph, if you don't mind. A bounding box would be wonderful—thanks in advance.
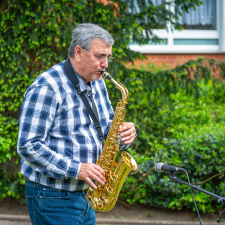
[97,53,112,57]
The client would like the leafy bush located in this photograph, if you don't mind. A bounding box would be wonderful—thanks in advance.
[120,76,225,213]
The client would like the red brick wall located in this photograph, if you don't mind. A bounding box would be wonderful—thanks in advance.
[129,54,225,69]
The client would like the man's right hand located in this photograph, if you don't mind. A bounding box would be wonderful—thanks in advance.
[78,163,105,189]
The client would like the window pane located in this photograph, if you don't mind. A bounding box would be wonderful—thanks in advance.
[127,0,166,28]
[176,0,216,30]
[131,39,168,45]
[174,39,218,45]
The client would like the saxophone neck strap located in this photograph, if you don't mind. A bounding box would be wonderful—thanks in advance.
[63,57,104,141]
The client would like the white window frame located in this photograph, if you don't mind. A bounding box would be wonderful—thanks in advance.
[129,0,225,54]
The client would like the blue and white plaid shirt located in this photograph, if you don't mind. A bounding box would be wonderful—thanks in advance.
[17,60,114,191]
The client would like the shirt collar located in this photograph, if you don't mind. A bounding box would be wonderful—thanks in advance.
[69,59,96,95]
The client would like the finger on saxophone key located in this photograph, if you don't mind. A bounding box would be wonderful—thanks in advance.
[93,165,106,185]
[86,177,97,189]
[120,122,136,144]
[78,163,106,189]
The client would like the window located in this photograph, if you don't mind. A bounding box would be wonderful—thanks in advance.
[129,0,225,53]
[176,0,216,30]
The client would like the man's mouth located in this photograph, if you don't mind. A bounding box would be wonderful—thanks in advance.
[94,69,105,75]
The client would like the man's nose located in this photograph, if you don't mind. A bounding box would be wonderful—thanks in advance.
[100,59,108,68]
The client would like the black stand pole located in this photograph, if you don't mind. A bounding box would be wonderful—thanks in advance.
[168,173,225,223]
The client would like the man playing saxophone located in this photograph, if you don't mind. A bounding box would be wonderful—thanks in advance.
[17,23,136,225]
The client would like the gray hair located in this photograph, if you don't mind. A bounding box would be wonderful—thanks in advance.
[68,23,114,57]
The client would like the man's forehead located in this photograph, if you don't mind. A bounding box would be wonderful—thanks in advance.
[90,39,112,50]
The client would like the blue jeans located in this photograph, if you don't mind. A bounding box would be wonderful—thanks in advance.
[25,179,95,225]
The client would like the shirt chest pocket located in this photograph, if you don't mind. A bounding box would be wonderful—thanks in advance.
[57,106,91,132]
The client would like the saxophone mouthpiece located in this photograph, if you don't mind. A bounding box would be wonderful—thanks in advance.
[100,71,112,81]
[99,69,105,74]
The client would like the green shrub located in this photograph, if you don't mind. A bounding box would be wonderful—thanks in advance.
[121,79,225,213]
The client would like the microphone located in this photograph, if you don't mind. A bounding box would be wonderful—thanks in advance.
[154,162,187,174]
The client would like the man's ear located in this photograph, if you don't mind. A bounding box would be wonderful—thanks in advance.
[74,46,82,62]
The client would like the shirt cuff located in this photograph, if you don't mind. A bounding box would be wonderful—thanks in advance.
[120,142,131,150]
[66,160,81,179]
[119,133,137,150]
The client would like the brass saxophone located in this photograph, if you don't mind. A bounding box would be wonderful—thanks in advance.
[86,71,138,212]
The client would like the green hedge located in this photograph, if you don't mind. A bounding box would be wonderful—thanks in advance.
[118,62,225,213]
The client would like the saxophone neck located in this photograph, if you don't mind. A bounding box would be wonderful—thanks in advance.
[101,71,128,100]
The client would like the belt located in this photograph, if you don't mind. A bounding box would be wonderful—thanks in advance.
[77,189,88,193]
[25,177,87,193]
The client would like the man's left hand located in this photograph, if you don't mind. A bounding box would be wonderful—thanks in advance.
[119,122,136,145]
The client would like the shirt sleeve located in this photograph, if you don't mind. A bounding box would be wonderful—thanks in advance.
[17,85,80,180]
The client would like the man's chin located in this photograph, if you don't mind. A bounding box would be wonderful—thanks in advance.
[94,71,102,79]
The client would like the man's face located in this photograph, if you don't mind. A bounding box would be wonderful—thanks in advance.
[78,39,112,83]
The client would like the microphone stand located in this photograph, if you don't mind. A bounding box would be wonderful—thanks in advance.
[168,173,225,223]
